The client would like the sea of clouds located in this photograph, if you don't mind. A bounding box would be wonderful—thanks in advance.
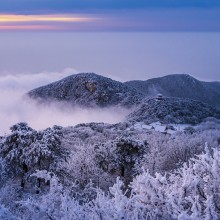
[0,69,129,135]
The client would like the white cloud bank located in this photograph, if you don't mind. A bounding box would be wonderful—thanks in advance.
[0,69,128,135]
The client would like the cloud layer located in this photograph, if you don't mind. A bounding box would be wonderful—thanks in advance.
[0,70,128,135]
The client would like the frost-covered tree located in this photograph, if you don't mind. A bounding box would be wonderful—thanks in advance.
[2,143,220,219]
[109,137,148,184]
[87,143,220,219]
[1,118,220,219]
[63,143,115,191]
[137,125,220,175]
[14,144,220,219]
[62,137,148,191]
[0,122,69,190]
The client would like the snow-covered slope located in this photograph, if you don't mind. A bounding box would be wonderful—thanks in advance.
[27,73,220,110]
[27,73,145,108]
[124,74,220,109]
[126,97,220,125]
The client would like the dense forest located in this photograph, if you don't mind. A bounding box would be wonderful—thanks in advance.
[1,117,220,219]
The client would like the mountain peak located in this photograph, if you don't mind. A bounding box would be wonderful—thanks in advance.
[27,72,145,108]
[124,74,220,109]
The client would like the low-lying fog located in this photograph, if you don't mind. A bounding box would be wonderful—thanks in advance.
[0,70,130,135]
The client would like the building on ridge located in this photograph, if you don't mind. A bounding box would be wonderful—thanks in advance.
[156,93,163,101]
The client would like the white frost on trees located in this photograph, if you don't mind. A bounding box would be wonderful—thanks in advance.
[2,143,220,219]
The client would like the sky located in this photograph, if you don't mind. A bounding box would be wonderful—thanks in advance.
[0,0,219,31]
[0,32,219,82]
[0,0,220,81]
[0,0,220,133]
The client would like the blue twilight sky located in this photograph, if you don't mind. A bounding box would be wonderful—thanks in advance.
[1,0,220,12]
[0,0,220,31]
[0,1,219,82]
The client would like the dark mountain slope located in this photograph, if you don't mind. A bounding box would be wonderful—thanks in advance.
[124,74,220,109]
[126,97,220,125]
[27,73,145,108]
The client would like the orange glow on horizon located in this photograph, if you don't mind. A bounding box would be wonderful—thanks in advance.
[0,25,64,30]
[0,14,95,23]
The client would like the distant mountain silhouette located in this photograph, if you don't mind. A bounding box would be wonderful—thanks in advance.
[27,73,145,108]
[124,74,220,109]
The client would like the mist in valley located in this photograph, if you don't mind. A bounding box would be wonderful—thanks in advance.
[0,70,130,135]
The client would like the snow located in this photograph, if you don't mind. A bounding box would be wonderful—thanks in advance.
[131,121,196,135]
[170,124,191,131]
[1,73,220,219]
[27,72,145,108]
[133,121,178,135]
[166,129,176,135]
[127,97,220,125]
[1,119,220,219]
[0,206,15,220]
[16,146,220,219]
[154,125,167,133]
[150,121,162,128]
[124,74,220,109]
[142,125,153,130]
[134,123,143,130]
